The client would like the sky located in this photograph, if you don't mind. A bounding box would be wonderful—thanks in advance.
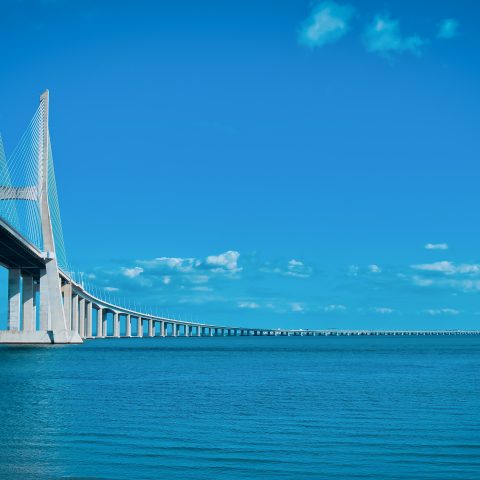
[0,0,480,330]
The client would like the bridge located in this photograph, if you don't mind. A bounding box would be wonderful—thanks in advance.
[0,92,478,344]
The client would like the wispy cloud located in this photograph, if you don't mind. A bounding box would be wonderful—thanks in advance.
[424,308,459,316]
[373,307,394,314]
[411,261,480,275]
[368,264,381,273]
[363,14,426,56]
[323,304,346,312]
[413,275,480,293]
[238,301,260,309]
[122,266,144,278]
[437,19,459,39]
[261,258,312,278]
[425,243,448,250]
[298,1,355,48]
[290,302,305,313]
[104,286,119,292]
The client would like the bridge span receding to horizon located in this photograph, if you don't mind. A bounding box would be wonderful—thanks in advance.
[0,91,478,344]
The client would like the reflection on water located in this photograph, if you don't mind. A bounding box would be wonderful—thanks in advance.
[0,336,479,479]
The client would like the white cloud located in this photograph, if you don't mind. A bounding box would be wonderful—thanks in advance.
[425,308,459,316]
[162,276,171,285]
[324,304,346,312]
[298,1,355,48]
[238,301,260,309]
[364,14,425,56]
[425,243,448,250]
[139,256,199,272]
[411,261,480,275]
[437,19,459,39]
[368,264,381,273]
[290,302,305,313]
[373,307,394,314]
[205,251,241,272]
[261,259,312,278]
[413,275,480,292]
[104,286,119,292]
[122,266,144,278]
[286,259,312,278]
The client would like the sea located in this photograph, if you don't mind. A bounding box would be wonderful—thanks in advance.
[0,336,479,479]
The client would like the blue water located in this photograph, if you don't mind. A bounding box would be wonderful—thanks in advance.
[0,336,479,479]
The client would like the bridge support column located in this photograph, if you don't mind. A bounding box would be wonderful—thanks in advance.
[79,298,85,338]
[72,294,79,334]
[114,312,120,338]
[33,281,39,329]
[62,283,72,331]
[39,269,48,330]
[22,275,35,332]
[102,312,108,337]
[160,321,165,337]
[185,325,190,337]
[148,319,153,337]
[126,314,131,337]
[197,326,201,337]
[172,323,177,337]
[137,317,142,337]
[7,269,21,331]
[86,302,92,338]
[97,308,103,338]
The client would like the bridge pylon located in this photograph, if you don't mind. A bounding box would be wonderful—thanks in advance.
[0,91,82,344]
[37,90,82,344]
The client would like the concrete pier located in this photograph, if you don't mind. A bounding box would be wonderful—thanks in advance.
[125,314,131,337]
[22,275,35,331]
[8,269,21,331]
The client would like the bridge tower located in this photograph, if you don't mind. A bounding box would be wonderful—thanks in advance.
[0,91,82,343]
[37,90,81,343]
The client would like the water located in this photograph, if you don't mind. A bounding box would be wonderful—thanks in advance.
[0,336,479,479]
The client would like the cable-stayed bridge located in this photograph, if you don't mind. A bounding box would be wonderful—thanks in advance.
[0,92,478,344]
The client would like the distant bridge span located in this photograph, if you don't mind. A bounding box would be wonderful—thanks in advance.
[0,92,478,344]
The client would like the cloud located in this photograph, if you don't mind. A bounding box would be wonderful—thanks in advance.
[363,14,426,56]
[424,308,459,316]
[261,259,312,278]
[122,266,144,278]
[238,301,260,309]
[290,302,305,313]
[104,286,119,292]
[138,256,199,273]
[205,250,241,273]
[425,243,448,250]
[135,251,241,277]
[368,264,381,273]
[286,259,312,278]
[162,276,171,285]
[373,307,394,314]
[298,1,355,48]
[411,261,480,275]
[324,304,346,312]
[437,19,459,39]
[412,275,480,293]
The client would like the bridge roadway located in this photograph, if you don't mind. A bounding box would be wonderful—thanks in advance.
[1,218,480,341]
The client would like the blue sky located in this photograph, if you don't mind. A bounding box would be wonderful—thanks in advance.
[1,0,480,329]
